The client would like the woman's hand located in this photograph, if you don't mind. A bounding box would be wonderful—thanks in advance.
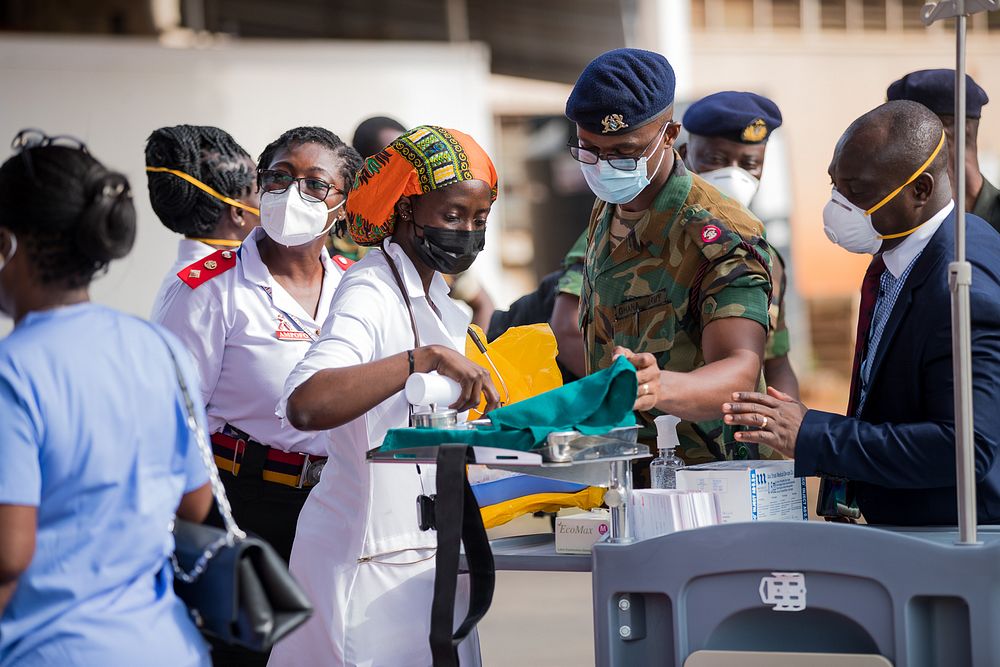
[417,345,501,414]
[614,346,662,412]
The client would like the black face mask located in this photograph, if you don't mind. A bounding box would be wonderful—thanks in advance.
[413,223,486,274]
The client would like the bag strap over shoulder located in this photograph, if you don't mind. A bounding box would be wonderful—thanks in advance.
[430,444,495,667]
[155,326,245,543]
[385,251,421,349]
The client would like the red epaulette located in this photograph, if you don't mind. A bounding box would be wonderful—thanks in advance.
[331,254,355,272]
[177,248,237,289]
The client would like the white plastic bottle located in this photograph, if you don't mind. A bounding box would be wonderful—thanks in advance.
[650,414,685,489]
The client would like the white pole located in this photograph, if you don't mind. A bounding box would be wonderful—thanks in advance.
[950,0,978,545]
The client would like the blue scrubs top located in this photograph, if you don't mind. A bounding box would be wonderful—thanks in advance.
[0,304,210,667]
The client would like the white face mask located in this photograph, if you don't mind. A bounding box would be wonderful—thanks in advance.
[699,166,760,208]
[822,189,884,255]
[260,185,344,247]
[0,231,16,273]
[579,124,668,205]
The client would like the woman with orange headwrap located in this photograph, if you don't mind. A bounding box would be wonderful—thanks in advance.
[269,126,499,666]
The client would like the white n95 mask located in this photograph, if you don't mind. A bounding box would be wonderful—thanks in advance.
[260,185,344,247]
[822,189,885,255]
[700,166,760,208]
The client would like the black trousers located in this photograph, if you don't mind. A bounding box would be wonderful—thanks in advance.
[203,441,312,667]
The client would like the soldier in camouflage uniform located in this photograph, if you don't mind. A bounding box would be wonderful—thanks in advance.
[565,48,777,467]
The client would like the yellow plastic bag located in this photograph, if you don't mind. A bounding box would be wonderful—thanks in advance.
[480,487,607,530]
[465,323,562,420]
[465,325,605,528]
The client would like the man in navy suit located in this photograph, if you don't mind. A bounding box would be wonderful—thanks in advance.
[722,100,1000,525]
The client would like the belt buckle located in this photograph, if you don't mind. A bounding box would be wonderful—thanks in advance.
[298,456,325,488]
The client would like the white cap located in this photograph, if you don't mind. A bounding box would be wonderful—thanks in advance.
[654,414,682,451]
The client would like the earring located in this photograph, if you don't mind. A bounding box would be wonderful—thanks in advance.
[237,220,246,227]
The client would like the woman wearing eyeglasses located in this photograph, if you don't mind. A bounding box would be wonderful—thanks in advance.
[268,125,500,667]
[0,130,212,666]
[155,126,362,667]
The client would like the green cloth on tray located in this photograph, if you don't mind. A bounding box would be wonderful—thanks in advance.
[380,355,637,452]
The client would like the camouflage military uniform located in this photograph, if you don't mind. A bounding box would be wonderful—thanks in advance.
[565,224,789,364]
[579,157,776,464]
[764,250,789,361]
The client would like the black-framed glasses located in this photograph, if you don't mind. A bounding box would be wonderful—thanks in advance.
[258,169,343,204]
[11,128,89,154]
[567,121,670,171]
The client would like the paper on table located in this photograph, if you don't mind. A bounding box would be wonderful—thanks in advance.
[630,489,721,541]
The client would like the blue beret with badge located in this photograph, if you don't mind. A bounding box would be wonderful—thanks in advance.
[566,48,676,136]
[683,91,782,144]
[887,69,989,119]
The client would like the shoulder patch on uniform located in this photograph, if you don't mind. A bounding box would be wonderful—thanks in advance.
[177,247,236,289]
[331,254,355,271]
[701,224,723,244]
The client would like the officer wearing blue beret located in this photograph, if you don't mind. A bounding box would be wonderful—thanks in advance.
[888,69,999,233]
[678,91,798,401]
[565,48,777,467]
[680,91,782,208]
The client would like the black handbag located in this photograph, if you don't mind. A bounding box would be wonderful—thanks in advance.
[163,334,313,652]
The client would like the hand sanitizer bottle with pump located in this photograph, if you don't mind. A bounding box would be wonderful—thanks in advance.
[650,414,685,489]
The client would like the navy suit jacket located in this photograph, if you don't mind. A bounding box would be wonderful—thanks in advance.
[796,213,1000,525]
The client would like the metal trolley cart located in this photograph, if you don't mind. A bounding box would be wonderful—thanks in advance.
[368,425,651,544]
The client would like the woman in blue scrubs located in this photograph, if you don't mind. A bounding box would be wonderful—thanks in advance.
[0,131,212,667]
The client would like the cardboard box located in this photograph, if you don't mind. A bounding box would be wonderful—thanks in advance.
[676,460,807,523]
[555,509,610,554]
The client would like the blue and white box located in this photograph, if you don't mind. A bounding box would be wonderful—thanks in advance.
[676,459,807,523]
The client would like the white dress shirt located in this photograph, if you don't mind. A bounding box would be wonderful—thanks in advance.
[150,238,215,321]
[269,239,480,667]
[155,227,343,456]
[882,200,954,278]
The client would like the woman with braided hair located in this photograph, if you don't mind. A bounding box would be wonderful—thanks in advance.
[0,130,212,666]
[145,124,260,319]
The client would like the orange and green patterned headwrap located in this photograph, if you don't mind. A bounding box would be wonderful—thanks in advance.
[346,125,498,246]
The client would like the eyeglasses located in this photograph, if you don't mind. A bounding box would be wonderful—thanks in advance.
[258,169,343,204]
[11,128,89,154]
[567,121,670,171]
[11,128,90,181]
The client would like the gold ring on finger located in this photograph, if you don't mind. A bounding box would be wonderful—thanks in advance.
[760,415,768,430]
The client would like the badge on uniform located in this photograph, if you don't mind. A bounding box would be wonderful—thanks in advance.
[274,314,311,341]
[601,113,629,134]
[701,224,723,244]
[741,118,769,143]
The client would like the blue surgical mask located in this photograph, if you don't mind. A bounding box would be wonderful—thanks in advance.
[579,126,667,205]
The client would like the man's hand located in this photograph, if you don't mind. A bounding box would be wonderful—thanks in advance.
[614,346,661,412]
[722,386,807,458]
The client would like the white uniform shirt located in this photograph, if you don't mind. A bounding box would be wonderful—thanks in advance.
[279,238,469,457]
[270,239,480,667]
[156,227,343,456]
[150,238,215,321]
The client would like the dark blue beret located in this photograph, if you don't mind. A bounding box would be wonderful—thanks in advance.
[683,91,782,144]
[887,69,989,119]
[566,48,675,136]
